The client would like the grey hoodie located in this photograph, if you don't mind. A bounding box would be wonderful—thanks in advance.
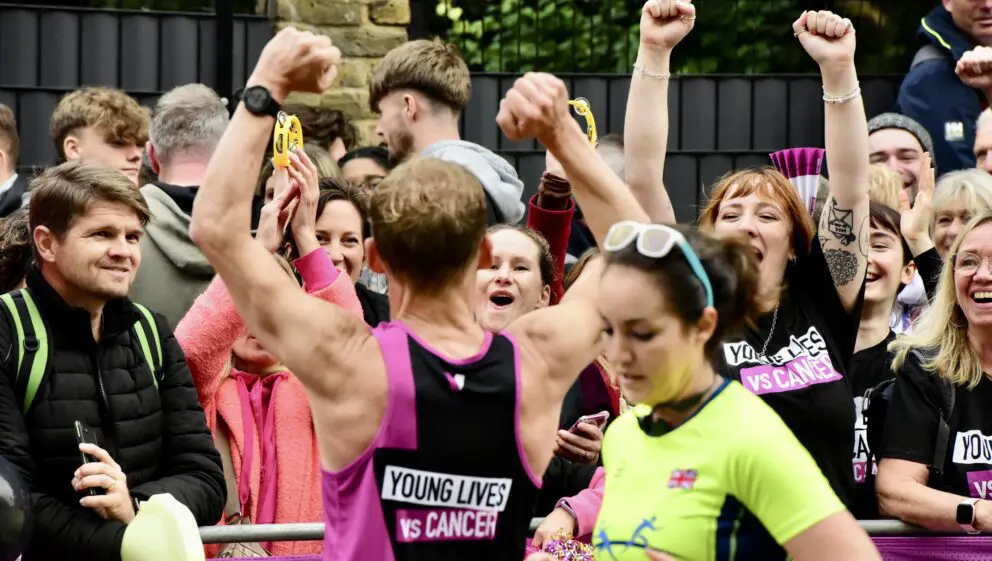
[421,140,525,224]
[129,184,215,328]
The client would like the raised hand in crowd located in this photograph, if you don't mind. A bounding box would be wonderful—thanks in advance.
[955,46,992,100]
[247,26,341,102]
[639,0,695,52]
[622,0,686,223]
[795,9,870,312]
[498,72,648,242]
[793,10,856,68]
[498,72,576,149]
[72,443,136,524]
[256,174,299,253]
[286,148,323,257]
[899,151,936,256]
[554,422,603,464]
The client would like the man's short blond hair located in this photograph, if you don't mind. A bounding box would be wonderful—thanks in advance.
[369,39,471,114]
[29,160,150,260]
[867,163,903,211]
[50,87,150,161]
[369,158,485,295]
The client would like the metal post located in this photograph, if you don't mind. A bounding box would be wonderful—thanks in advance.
[214,0,234,102]
[196,519,953,544]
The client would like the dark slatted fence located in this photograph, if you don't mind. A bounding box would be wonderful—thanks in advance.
[0,3,902,221]
[477,74,902,222]
[0,2,270,172]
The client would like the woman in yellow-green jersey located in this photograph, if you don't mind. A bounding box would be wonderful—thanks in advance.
[588,221,879,561]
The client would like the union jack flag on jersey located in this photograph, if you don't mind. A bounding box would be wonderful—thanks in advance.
[668,469,698,490]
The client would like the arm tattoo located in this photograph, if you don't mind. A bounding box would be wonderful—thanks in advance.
[826,204,857,245]
[824,248,859,286]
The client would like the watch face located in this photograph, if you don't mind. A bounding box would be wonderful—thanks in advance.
[956,502,975,525]
[244,87,269,110]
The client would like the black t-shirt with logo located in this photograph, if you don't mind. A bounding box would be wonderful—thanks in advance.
[849,332,896,518]
[881,354,992,500]
[717,238,863,509]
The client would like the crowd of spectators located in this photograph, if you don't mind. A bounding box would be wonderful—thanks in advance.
[1,1,992,560]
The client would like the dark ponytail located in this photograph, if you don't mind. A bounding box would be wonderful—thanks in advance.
[604,225,763,359]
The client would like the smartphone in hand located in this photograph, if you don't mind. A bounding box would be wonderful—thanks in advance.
[73,420,104,496]
[568,410,610,434]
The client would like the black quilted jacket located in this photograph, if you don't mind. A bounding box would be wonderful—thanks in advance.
[0,268,225,561]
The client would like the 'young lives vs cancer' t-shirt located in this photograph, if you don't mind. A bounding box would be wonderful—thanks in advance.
[881,353,992,500]
[717,238,862,509]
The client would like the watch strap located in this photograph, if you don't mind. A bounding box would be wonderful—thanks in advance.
[235,86,281,119]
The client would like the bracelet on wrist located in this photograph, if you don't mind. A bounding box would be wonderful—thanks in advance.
[822,82,861,104]
[633,63,672,80]
[556,498,578,521]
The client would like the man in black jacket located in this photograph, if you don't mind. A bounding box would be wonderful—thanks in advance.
[0,160,225,561]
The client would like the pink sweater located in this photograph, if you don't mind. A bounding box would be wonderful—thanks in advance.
[175,250,363,556]
[524,468,605,557]
[569,467,606,537]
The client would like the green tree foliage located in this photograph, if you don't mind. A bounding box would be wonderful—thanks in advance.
[433,0,940,74]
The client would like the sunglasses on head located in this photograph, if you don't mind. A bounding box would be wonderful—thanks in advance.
[604,221,715,308]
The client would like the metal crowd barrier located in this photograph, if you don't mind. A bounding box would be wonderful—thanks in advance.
[197,519,941,544]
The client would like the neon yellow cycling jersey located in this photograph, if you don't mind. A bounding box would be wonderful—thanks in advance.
[593,379,844,561]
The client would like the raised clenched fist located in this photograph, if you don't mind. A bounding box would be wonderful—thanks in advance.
[956,46,992,92]
[639,0,696,51]
[248,26,341,101]
[496,72,574,146]
[793,10,856,67]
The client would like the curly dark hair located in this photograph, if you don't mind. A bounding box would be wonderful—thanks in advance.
[0,209,32,293]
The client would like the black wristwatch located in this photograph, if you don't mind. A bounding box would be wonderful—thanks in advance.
[131,496,142,516]
[235,85,281,119]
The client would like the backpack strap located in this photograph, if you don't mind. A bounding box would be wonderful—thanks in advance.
[0,289,49,415]
[909,347,956,477]
[131,303,163,389]
[911,44,947,70]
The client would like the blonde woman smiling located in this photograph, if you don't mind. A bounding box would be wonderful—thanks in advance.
[878,211,992,531]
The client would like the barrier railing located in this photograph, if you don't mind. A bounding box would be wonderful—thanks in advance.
[198,519,947,544]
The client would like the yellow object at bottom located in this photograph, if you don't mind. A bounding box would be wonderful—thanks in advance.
[121,494,205,561]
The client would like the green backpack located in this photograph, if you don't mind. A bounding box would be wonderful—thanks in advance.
[0,288,164,415]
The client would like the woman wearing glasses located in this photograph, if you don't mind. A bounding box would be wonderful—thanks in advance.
[876,212,992,532]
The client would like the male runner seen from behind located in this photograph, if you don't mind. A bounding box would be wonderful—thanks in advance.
[190,28,627,561]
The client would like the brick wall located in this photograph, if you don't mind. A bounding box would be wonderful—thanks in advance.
[277,0,409,145]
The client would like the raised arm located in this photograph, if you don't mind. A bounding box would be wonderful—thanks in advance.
[796,11,870,312]
[623,0,693,224]
[499,73,649,248]
[190,28,367,398]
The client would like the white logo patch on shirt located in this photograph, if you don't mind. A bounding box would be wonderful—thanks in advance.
[945,121,965,142]
[724,327,843,396]
[381,465,512,512]
[953,430,992,465]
